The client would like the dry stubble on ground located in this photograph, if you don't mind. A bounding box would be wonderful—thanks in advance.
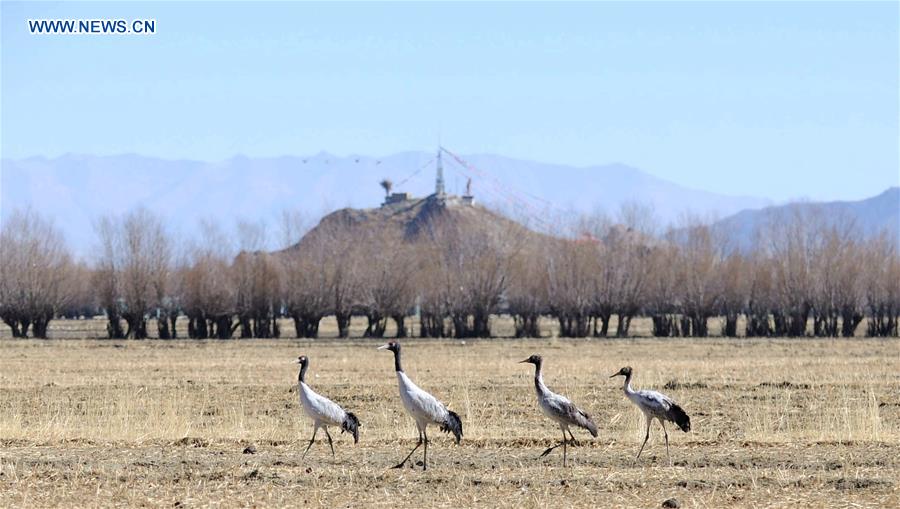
[1,335,899,508]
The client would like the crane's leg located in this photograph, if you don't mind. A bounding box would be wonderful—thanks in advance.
[661,420,670,466]
[635,416,651,462]
[562,427,568,467]
[393,427,423,469]
[422,427,429,471]
[567,428,580,447]
[324,427,335,458]
[302,425,319,460]
[540,439,562,457]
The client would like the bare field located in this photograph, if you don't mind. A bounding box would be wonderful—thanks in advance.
[1,336,899,508]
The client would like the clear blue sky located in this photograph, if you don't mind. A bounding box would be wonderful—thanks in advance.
[2,1,897,201]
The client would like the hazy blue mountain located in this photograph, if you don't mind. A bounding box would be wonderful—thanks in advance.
[1,151,773,255]
[710,187,899,251]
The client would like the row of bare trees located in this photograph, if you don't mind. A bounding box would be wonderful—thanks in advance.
[505,208,900,338]
[1,205,898,339]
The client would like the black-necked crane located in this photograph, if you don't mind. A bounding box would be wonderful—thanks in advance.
[520,354,598,466]
[295,355,360,459]
[610,366,691,464]
[378,341,462,470]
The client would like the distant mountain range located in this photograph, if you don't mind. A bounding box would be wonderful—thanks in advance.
[1,152,894,255]
[709,186,899,251]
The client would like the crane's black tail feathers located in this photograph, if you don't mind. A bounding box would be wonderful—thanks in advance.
[440,410,463,444]
[342,412,360,444]
[668,404,691,432]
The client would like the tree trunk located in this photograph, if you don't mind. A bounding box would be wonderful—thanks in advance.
[722,313,739,337]
[293,314,321,338]
[594,312,611,337]
[3,317,24,338]
[615,314,632,337]
[745,312,771,337]
[239,316,253,338]
[680,316,692,337]
[157,313,172,339]
[691,315,708,337]
[472,309,491,338]
[32,312,53,339]
[364,313,387,338]
[514,313,540,338]
[392,314,407,338]
[106,311,125,339]
[335,312,351,338]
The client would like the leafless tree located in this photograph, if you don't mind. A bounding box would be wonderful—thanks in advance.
[506,242,548,337]
[545,236,595,337]
[278,211,328,338]
[288,214,363,338]
[718,251,749,337]
[58,261,98,319]
[767,208,820,337]
[233,221,280,338]
[180,221,237,339]
[424,216,518,338]
[646,242,680,337]
[809,218,864,337]
[670,221,723,337]
[356,228,417,338]
[863,233,900,337]
[0,209,73,338]
[605,207,654,337]
[94,208,171,339]
[417,240,450,338]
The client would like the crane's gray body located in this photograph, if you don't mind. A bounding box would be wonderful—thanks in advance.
[612,366,690,464]
[522,354,597,466]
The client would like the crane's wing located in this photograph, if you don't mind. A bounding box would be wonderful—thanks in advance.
[305,387,347,424]
[637,389,690,432]
[409,385,450,424]
[546,392,598,437]
[398,372,451,425]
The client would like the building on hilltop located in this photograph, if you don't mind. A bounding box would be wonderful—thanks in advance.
[382,148,475,208]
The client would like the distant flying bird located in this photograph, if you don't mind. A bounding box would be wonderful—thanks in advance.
[520,354,598,466]
[378,341,462,470]
[610,366,691,464]
[295,355,360,459]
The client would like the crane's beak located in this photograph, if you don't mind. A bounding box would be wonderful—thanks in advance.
[609,372,621,378]
[518,359,529,363]
[377,344,390,350]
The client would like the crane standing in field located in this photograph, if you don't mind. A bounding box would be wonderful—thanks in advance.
[610,366,691,465]
[378,341,463,470]
[520,354,598,466]
[295,355,360,459]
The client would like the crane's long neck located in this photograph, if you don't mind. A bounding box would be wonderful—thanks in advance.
[622,373,635,395]
[298,363,308,384]
[533,361,548,395]
[392,347,403,373]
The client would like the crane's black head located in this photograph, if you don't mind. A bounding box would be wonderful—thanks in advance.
[378,341,403,372]
[377,341,400,353]
[610,366,632,378]
[519,354,542,365]
[295,355,309,366]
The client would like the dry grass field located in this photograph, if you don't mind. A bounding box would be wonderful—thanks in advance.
[1,323,899,507]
